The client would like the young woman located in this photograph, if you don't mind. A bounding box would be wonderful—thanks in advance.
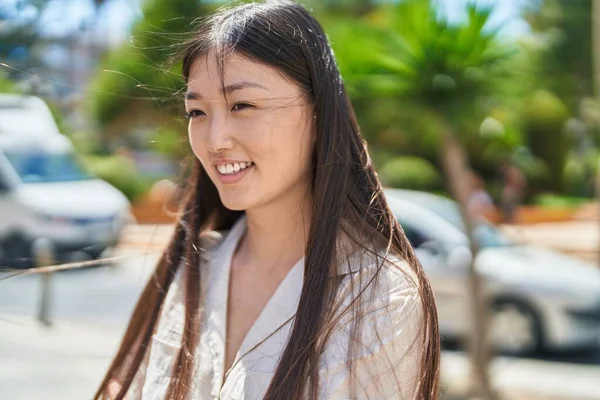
[96,1,440,399]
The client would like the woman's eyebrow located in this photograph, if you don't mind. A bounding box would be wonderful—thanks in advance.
[185,81,269,100]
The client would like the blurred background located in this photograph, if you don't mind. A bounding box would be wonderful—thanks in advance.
[1,0,600,399]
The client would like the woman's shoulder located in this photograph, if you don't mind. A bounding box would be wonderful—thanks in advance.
[321,249,425,371]
[332,248,423,340]
[338,248,421,299]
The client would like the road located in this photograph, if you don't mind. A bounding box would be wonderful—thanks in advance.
[1,248,600,400]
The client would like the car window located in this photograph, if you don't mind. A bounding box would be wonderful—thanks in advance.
[399,219,429,248]
[4,151,92,183]
[388,190,513,248]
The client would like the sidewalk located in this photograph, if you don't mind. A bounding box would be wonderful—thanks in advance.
[0,315,121,400]
[118,223,173,251]
[441,351,600,400]
[501,221,599,263]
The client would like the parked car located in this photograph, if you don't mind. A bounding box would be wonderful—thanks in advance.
[0,94,61,136]
[0,131,132,269]
[385,188,600,355]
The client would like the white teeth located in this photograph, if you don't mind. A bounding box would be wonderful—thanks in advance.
[216,161,254,175]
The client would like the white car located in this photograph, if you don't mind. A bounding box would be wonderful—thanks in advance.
[385,189,600,355]
[0,94,61,136]
[0,132,132,269]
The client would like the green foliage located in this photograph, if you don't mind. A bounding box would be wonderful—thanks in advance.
[524,0,592,110]
[354,99,443,162]
[149,126,189,159]
[532,193,588,209]
[68,131,102,155]
[83,155,153,202]
[562,149,599,197]
[324,0,515,197]
[524,90,570,192]
[305,0,377,17]
[379,156,442,191]
[88,0,215,142]
[563,157,588,197]
[351,0,509,116]
[476,116,523,173]
[329,0,512,142]
[328,0,517,203]
[0,72,18,93]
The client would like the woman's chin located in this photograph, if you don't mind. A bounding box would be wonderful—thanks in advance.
[222,203,247,211]
[219,194,252,211]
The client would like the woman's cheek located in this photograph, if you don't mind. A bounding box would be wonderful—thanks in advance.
[188,128,206,160]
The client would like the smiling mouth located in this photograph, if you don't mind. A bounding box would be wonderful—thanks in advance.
[216,161,255,175]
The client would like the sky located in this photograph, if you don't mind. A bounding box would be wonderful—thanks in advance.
[8,0,531,44]
[440,0,531,37]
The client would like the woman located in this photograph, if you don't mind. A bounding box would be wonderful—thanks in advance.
[96,1,439,399]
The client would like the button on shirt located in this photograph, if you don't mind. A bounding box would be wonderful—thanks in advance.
[128,216,423,399]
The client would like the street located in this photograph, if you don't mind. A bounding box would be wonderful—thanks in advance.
[1,248,600,400]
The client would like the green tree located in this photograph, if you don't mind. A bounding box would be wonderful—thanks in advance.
[88,0,215,154]
[0,71,19,93]
[327,2,523,179]
[524,90,570,192]
[305,0,376,17]
[524,0,593,110]
[330,1,511,397]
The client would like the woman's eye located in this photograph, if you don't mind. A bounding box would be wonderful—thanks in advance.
[186,109,206,119]
[231,102,254,112]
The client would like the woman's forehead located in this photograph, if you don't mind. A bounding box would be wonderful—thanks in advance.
[186,53,301,99]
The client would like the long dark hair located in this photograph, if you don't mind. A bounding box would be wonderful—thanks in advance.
[95,1,439,399]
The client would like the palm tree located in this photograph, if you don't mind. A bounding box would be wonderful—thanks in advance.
[330,1,511,398]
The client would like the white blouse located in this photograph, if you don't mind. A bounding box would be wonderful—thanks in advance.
[128,216,423,400]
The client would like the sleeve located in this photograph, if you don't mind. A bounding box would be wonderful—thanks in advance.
[125,262,188,400]
[117,229,226,399]
[318,269,424,400]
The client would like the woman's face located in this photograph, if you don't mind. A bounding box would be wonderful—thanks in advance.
[185,53,315,212]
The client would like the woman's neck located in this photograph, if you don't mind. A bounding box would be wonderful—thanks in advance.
[238,189,312,271]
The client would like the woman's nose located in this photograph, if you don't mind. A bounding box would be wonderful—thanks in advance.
[204,116,235,153]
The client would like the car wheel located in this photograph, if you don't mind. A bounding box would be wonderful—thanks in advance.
[85,246,107,261]
[489,300,543,356]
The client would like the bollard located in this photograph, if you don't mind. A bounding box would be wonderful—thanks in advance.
[34,238,55,327]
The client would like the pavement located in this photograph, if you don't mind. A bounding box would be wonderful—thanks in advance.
[501,221,600,263]
[2,223,600,400]
[0,316,121,400]
[0,249,156,400]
